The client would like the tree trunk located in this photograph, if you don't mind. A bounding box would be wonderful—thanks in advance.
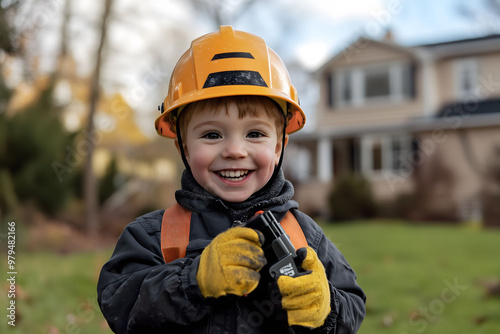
[85,0,113,235]
[53,0,71,82]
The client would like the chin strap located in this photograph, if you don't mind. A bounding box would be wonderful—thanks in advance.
[176,114,192,174]
[268,101,288,184]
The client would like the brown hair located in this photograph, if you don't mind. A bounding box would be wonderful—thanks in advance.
[177,96,285,140]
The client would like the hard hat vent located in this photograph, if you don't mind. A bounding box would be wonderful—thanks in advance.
[212,52,254,60]
[203,70,268,88]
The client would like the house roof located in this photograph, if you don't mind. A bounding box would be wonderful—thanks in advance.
[316,34,500,75]
[417,34,500,59]
[436,98,500,118]
[314,36,419,74]
[418,34,500,48]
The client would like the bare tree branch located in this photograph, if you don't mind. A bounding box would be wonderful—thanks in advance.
[188,0,260,27]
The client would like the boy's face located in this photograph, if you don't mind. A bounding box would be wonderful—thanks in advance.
[181,101,286,203]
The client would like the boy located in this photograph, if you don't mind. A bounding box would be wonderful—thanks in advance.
[98,26,365,333]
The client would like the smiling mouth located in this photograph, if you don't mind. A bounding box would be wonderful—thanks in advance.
[216,170,250,181]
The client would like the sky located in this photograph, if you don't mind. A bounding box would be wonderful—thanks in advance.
[31,0,500,72]
[232,0,500,69]
[109,0,498,74]
[15,0,500,134]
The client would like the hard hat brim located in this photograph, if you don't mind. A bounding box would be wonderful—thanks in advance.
[155,86,305,138]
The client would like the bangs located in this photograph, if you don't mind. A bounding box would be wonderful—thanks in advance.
[179,96,285,138]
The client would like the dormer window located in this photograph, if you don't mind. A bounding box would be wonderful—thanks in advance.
[330,62,415,108]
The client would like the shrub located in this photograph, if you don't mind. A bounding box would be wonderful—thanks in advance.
[327,174,377,221]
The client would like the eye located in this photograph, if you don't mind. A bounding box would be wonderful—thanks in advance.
[202,132,222,140]
[247,131,266,139]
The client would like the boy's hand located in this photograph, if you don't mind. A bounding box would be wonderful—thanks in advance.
[277,246,331,328]
[197,226,267,298]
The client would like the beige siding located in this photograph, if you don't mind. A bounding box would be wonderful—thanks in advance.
[294,180,330,216]
[370,175,415,202]
[435,51,500,107]
[477,52,500,99]
[435,59,454,106]
[317,100,424,130]
[418,126,500,208]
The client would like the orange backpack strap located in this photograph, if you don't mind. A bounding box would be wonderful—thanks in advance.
[161,203,192,263]
[160,207,307,263]
[281,211,308,250]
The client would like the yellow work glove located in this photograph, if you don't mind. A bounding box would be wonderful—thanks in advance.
[197,226,266,298]
[277,246,331,328]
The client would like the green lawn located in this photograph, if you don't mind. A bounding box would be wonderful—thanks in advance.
[1,221,499,333]
[1,249,114,333]
[322,220,500,334]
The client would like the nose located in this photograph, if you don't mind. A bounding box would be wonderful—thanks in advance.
[221,138,248,160]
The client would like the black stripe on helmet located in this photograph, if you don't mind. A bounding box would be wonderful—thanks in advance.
[211,52,254,60]
[203,70,268,88]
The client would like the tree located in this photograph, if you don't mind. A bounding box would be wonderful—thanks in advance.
[0,0,20,55]
[0,0,71,219]
[0,0,20,108]
[457,0,500,34]
[53,0,72,82]
[187,0,260,27]
[2,84,79,216]
[84,0,114,234]
[0,0,81,218]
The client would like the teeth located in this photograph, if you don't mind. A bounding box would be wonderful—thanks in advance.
[218,170,249,179]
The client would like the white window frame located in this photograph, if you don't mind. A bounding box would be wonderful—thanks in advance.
[361,134,412,177]
[334,62,411,108]
[389,134,412,172]
[454,58,479,100]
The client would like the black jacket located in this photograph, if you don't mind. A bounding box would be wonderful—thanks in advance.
[97,172,366,333]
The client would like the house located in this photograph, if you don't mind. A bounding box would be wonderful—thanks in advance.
[288,34,500,224]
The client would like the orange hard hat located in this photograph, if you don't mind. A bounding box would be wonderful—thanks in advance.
[154,25,306,139]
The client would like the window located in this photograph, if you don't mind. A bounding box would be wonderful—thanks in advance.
[372,141,383,171]
[365,69,390,98]
[361,134,411,174]
[332,62,414,108]
[401,64,414,98]
[335,71,354,106]
[390,135,412,171]
[454,58,478,99]
[341,71,353,102]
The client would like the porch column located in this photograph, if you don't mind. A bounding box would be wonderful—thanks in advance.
[318,137,333,183]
